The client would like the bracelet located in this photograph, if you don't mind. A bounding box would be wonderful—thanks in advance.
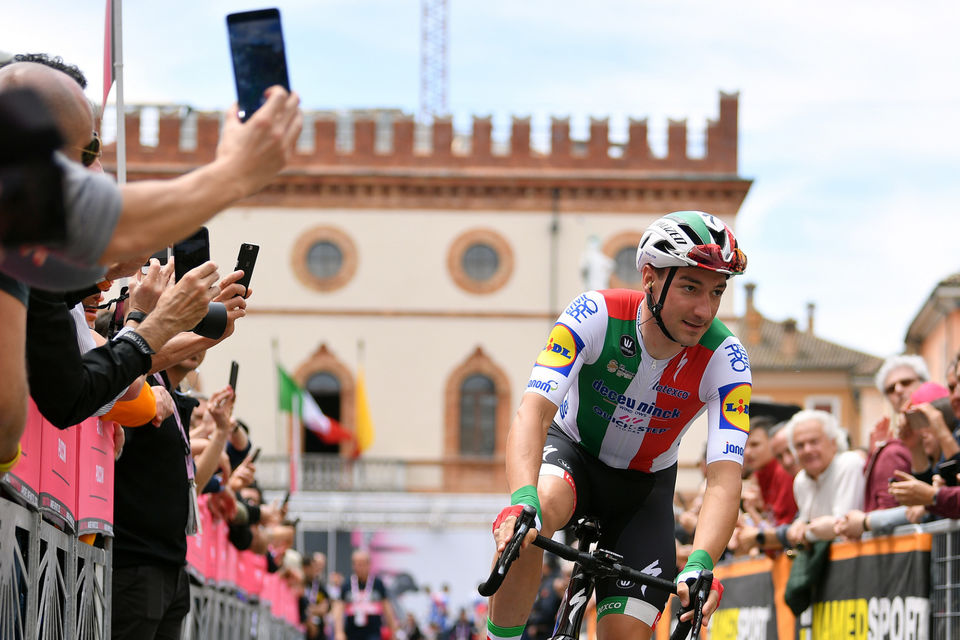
[863,515,871,532]
[0,442,23,473]
[116,330,156,357]
[125,310,148,324]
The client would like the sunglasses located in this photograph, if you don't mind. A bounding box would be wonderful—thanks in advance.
[76,132,102,167]
[686,244,747,275]
[884,377,918,396]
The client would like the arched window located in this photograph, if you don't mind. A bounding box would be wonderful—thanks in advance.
[304,371,342,454]
[459,374,497,456]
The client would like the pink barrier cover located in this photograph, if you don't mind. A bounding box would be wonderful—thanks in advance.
[221,520,238,589]
[39,413,78,532]
[186,495,210,580]
[1,399,43,508]
[261,571,276,607]
[244,551,267,597]
[75,418,115,536]
[204,507,220,584]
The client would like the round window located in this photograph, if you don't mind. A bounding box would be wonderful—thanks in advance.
[292,226,358,292]
[462,243,500,282]
[448,229,514,295]
[307,241,344,279]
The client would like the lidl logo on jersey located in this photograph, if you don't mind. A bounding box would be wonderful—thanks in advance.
[536,323,584,376]
[719,382,751,433]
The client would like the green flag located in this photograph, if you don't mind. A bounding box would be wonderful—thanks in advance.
[278,365,300,413]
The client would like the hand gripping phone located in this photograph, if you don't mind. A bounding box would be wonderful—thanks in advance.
[226,8,290,121]
[173,227,210,282]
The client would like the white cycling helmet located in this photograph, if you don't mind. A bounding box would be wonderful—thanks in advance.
[636,211,746,276]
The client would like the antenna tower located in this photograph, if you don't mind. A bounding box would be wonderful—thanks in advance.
[419,0,449,122]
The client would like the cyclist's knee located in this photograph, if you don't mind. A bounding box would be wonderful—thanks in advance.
[536,474,575,534]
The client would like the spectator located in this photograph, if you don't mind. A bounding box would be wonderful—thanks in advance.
[784,410,865,546]
[333,549,398,640]
[399,612,425,640]
[769,424,800,478]
[447,608,476,640]
[302,552,332,640]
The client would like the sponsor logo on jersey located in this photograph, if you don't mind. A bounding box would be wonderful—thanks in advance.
[565,294,599,323]
[610,412,669,435]
[619,334,637,357]
[652,383,690,400]
[597,600,625,615]
[606,359,635,380]
[617,579,634,589]
[527,379,559,393]
[592,379,681,420]
[719,382,751,433]
[723,442,745,456]
[558,398,569,420]
[536,323,583,376]
[639,560,663,597]
[542,444,558,461]
[724,343,750,372]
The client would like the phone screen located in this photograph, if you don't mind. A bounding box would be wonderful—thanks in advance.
[234,243,260,295]
[938,460,959,487]
[173,227,210,282]
[227,8,290,121]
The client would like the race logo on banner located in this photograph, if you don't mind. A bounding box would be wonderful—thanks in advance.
[711,557,778,640]
[796,535,930,640]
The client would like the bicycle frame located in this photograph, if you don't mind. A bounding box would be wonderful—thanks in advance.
[479,506,712,640]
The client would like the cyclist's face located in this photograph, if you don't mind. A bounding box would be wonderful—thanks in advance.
[653,267,727,346]
[791,419,838,479]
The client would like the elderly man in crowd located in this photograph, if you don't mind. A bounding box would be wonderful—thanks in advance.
[785,410,865,545]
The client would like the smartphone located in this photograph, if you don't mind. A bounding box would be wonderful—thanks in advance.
[173,227,210,282]
[234,243,259,296]
[282,490,291,507]
[226,8,290,122]
[142,247,170,274]
[938,460,959,487]
[229,360,239,392]
[905,408,930,431]
[250,446,262,463]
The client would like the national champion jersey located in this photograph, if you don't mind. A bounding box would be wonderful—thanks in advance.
[525,289,752,472]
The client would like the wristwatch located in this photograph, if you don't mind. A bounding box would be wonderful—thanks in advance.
[125,310,148,324]
[755,529,766,547]
[116,330,156,357]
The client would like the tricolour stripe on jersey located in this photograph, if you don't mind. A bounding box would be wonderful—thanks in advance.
[626,343,713,472]
[601,289,645,321]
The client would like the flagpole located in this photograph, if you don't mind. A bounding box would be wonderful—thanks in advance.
[113,0,126,185]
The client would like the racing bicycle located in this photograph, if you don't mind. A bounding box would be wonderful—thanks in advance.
[479,506,712,640]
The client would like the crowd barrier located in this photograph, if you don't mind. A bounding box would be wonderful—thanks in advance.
[0,399,302,639]
[653,521,960,640]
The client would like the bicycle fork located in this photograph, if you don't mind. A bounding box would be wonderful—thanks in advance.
[549,520,600,640]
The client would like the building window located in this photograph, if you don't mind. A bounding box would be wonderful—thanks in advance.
[459,374,497,456]
[603,231,645,289]
[805,395,841,417]
[448,229,514,294]
[292,226,358,292]
[444,347,511,459]
[305,371,342,454]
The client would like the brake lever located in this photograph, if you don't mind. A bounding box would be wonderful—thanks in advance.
[689,570,713,640]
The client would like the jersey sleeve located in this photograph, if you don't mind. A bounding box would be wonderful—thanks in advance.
[700,335,752,466]
[523,291,607,407]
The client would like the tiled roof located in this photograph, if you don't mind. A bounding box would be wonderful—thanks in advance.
[729,315,883,376]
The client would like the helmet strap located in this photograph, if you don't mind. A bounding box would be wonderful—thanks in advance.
[645,266,679,343]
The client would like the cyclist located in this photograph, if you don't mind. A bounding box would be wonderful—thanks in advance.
[488,211,750,640]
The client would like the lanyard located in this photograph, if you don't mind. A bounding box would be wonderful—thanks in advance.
[153,373,195,481]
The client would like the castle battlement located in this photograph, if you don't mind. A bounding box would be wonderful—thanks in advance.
[103,92,740,174]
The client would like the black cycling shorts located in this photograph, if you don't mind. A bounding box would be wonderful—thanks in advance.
[540,424,677,626]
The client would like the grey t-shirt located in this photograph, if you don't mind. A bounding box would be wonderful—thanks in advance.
[0,153,121,290]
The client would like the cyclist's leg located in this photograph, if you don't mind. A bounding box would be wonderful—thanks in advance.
[593,465,677,640]
[487,431,581,639]
[597,614,653,640]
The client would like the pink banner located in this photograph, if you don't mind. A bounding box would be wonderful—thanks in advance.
[75,418,115,536]
[204,507,220,584]
[222,523,239,589]
[1,398,43,508]
[39,414,78,532]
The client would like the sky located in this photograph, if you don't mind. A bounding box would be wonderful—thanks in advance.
[3,0,959,358]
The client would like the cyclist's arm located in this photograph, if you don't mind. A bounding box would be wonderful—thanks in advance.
[506,392,558,493]
[692,459,743,562]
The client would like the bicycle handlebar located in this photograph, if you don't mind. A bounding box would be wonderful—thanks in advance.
[478,505,713,640]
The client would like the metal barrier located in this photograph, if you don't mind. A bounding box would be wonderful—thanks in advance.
[0,497,110,640]
[182,582,302,640]
[921,518,960,638]
[0,494,303,640]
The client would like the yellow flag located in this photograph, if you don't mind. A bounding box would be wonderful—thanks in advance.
[355,367,375,454]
